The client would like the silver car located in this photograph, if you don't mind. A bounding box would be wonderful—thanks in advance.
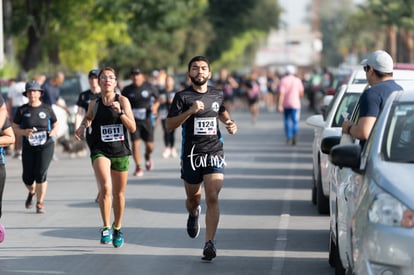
[322,79,414,274]
[328,91,414,275]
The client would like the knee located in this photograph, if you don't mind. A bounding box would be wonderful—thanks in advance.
[205,194,219,206]
[100,184,112,197]
[112,191,124,201]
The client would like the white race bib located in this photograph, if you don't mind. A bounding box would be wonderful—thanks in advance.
[194,117,217,135]
[132,108,147,120]
[28,131,48,146]
[100,124,124,142]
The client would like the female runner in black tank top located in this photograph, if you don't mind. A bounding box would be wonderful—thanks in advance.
[75,67,136,248]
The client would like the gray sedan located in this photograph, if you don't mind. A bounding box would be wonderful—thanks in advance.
[327,91,414,275]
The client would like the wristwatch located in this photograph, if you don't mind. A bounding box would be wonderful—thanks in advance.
[118,109,125,116]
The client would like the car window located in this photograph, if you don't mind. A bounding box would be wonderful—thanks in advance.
[385,103,414,162]
[331,93,361,127]
[60,74,89,106]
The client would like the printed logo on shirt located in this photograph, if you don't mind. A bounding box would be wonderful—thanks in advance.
[142,90,149,98]
[212,102,220,112]
[187,144,226,170]
[38,112,47,119]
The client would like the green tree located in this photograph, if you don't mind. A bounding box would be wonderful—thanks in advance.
[9,0,130,74]
[100,0,210,76]
[6,0,281,76]
[205,0,281,67]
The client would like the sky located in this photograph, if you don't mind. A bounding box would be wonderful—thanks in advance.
[279,0,309,28]
[279,0,366,28]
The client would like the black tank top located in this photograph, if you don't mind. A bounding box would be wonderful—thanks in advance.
[88,94,131,157]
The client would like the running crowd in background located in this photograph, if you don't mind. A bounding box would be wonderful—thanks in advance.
[0,64,337,248]
[1,65,337,152]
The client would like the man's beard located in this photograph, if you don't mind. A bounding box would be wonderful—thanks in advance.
[190,75,209,86]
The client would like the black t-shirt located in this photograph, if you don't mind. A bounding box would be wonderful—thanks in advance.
[121,82,159,120]
[167,86,226,157]
[13,103,57,147]
[76,89,101,111]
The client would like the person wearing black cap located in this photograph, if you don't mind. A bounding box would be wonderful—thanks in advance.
[12,80,59,214]
[73,69,102,201]
[74,69,101,130]
[121,68,160,176]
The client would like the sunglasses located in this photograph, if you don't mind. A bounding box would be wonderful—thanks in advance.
[363,65,370,72]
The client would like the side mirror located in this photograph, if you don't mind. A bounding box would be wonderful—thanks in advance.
[306,114,325,129]
[321,136,341,154]
[329,144,361,169]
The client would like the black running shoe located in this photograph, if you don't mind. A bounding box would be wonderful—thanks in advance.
[186,205,201,238]
[202,240,216,261]
[25,192,35,209]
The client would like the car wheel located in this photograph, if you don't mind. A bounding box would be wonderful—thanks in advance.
[316,168,329,214]
[328,229,337,267]
[311,164,317,204]
[311,184,317,205]
[334,226,346,274]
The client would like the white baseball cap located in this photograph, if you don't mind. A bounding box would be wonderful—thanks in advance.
[360,50,393,73]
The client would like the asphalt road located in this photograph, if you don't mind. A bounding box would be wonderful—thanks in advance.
[0,107,333,275]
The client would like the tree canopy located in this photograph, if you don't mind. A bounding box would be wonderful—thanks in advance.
[3,0,281,77]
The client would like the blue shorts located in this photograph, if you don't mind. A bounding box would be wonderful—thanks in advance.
[180,158,225,185]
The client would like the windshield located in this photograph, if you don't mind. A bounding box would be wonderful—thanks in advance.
[384,103,414,162]
[332,93,361,127]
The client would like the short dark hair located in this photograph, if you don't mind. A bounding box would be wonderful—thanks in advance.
[187,56,210,72]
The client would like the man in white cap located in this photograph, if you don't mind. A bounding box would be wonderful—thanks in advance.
[342,50,402,148]
[278,65,304,145]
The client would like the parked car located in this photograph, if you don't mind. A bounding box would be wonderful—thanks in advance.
[316,78,414,274]
[325,91,414,275]
[59,72,89,135]
[306,83,367,214]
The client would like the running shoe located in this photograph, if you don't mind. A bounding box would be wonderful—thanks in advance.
[0,224,5,243]
[145,158,153,171]
[170,148,178,158]
[187,205,201,238]
[100,227,113,244]
[133,166,144,177]
[112,228,124,248]
[25,192,35,209]
[36,202,45,214]
[162,148,171,158]
[202,240,216,261]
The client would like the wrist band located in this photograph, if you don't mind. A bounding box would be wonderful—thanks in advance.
[347,124,352,134]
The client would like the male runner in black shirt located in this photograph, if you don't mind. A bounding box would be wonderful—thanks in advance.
[166,56,237,261]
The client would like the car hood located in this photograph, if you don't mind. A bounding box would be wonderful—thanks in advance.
[374,161,414,209]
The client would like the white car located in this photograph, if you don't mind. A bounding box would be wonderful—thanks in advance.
[306,83,367,214]
[326,91,414,275]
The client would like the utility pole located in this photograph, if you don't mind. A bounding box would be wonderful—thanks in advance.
[311,0,322,65]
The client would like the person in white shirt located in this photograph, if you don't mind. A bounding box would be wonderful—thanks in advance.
[7,72,28,159]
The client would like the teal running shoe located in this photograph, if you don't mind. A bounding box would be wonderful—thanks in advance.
[100,227,112,244]
[112,228,124,248]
